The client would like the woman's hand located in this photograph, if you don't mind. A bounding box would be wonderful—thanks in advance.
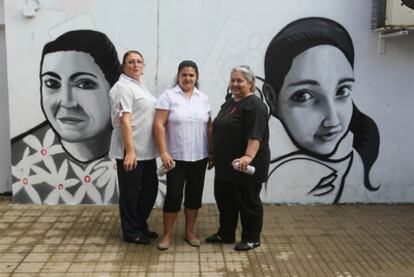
[232,155,252,172]
[124,151,138,172]
[160,152,174,170]
[207,154,214,170]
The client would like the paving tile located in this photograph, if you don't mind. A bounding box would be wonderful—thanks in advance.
[14,262,45,273]
[40,236,63,244]
[74,252,101,262]
[48,252,77,262]
[0,262,19,273]
[67,262,96,273]
[1,253,27,262]
[16,236,40,244]
[94,262,121,272]
[0,236,18,244]
[7,272,39,277]
[37,274,65,277]
[41,262,71,273]
[23,252,52,262]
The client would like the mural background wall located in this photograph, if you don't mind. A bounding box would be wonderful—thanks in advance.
[4,0,414,204]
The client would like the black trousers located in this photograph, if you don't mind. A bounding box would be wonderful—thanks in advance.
[116,159,158,240]
[214,177,263,243]
[163,158,208,212]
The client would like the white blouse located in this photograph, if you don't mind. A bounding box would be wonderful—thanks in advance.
[109,74,159,160]
[155,85,211,161]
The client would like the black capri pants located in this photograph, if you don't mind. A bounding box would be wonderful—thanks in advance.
[163,158,208,212]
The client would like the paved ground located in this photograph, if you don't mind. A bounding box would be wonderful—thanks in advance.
[0,196,413,276]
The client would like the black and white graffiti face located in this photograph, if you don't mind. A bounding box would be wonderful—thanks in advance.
[41,51,111,142]
[277,45,354,155]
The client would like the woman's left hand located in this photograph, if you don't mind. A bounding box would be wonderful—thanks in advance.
[232,155,252,172]
[207,154,214,170]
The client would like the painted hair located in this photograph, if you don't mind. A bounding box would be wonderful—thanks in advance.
[40,30,121,87]
[264,17,354,96]
[231,65,256,92]
[263,17,380,191]
[175,60,199,88]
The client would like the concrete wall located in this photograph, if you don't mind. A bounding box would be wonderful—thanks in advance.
[0,0,11,193]
[4,0,414,204]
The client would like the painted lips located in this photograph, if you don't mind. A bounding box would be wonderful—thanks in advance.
[316,128,343,142]
[57,116,85,125]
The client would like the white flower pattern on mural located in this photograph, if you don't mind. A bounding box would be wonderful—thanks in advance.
[93,159,119,203]
[11,147,43,204]
[70,160,104,204]
[12,126,119,204]
[33,159,79,205]
[22,129,64,164]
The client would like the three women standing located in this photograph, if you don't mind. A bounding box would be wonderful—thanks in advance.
[110,55,266,251]
[109,51,159,244]
[154,60,212,250]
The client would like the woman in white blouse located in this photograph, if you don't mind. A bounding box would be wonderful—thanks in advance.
[154,60,212,250]
[109,51,159,244]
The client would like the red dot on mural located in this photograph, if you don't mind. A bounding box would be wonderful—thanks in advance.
[40,149,47,156]
[58,184,64,190]
[84,176,91,183]
[22,178,28,185]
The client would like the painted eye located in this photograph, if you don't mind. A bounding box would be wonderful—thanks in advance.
[290,90,314,103]
[76,79,98,90]
[336,85,352,97]
[44,79,61,89]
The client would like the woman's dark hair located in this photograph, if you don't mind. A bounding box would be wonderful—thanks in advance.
[264,17,380,191]
[122,50,144,67]
[40,30,121,86]
[175,60,199,88]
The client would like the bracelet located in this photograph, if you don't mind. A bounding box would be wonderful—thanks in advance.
[244,154,253,159]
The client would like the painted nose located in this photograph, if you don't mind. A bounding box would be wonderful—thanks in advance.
[60,86,77,108]
[322,100,340,128]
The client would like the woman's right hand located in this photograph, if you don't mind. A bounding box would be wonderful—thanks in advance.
[160,152,174,170]
[124,152,138,172]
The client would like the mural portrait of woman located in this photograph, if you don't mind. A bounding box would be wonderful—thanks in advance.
[263,17,380,203]
[11,30,121,204]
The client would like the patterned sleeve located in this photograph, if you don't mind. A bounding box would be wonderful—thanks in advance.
[110,83,134,117]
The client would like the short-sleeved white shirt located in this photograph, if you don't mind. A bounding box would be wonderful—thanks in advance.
[109,74,159,160]
[155,85,211,161]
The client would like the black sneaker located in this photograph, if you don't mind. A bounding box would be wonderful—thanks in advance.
[205,233,235,244]
[234,241,260,251]
[124,236,152,245]
[143,229,159,239]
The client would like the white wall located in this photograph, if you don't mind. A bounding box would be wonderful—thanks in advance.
[0,0,11,193]
[4,0,414,203]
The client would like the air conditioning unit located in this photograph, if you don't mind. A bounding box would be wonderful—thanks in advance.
[372,0,414,30]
